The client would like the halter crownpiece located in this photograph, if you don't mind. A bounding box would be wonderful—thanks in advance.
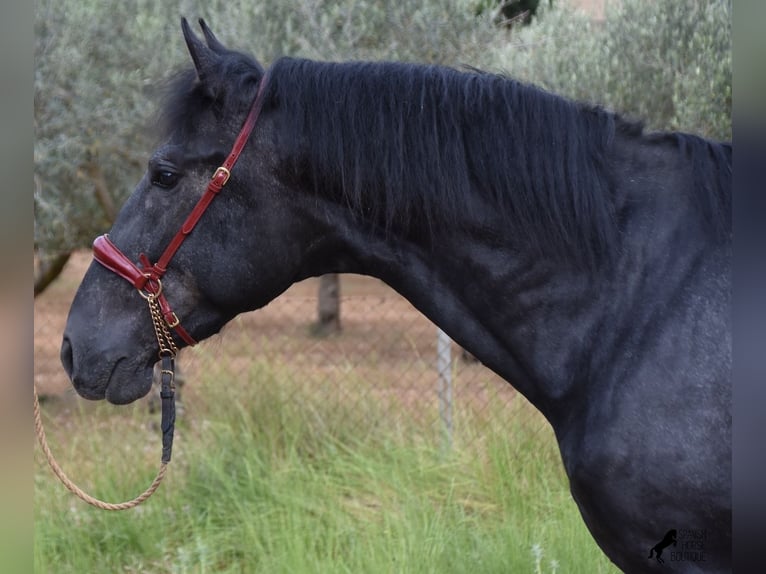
[92,71,271,351]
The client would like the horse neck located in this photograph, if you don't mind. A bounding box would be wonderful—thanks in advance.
[312,135,729,427]
[320,213,605,424]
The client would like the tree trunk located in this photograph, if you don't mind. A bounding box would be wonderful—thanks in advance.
[34,250,71,297]
[312,273,341,337]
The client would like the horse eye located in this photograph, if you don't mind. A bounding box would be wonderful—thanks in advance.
[151,170,180,189]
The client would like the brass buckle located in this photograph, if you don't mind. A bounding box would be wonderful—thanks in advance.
[165,312,180,328]
[213,166,231,186]
[160,369,175,384]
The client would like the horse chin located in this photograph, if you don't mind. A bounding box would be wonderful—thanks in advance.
[104,360,154,405]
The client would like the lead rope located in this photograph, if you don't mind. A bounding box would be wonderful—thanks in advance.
[34,291,177,510]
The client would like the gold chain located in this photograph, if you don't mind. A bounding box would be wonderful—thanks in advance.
[146,294,178,358]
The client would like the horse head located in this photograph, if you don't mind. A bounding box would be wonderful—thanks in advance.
[61,20,323,403]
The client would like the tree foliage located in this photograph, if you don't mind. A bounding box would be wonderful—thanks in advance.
[34,0,500,257]
[495,0,731,140]
[35,0,731,262]
[35,1,183,255]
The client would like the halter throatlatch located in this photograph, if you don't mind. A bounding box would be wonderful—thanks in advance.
[36,72,271,510]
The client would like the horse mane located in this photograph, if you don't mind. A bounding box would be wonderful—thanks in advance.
[647,130,732,238]
[160,53,732,268]
[266,57,623,268]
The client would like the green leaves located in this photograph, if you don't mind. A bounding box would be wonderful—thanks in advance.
[35,0,731,257]
[495,0,731,141]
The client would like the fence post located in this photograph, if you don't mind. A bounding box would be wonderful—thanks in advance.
[436,327,453,450]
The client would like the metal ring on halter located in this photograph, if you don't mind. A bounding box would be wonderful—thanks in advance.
[138,276,163,300]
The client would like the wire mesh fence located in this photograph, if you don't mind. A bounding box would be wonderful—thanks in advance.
[35,253,527,447]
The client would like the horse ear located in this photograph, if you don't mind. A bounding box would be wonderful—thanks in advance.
[198,18,266,75]
[181,17,222,96]
[198,18,227,54]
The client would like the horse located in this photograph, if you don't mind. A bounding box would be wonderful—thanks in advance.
[60,19,732,572]
[649,529,678,564]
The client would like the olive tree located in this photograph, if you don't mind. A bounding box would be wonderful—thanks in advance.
[35,0,730,299]
[494,0,731,140]
[34,0,501,316]
[35,0,185,291]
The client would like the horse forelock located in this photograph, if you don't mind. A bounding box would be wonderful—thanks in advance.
[157,52,262,143]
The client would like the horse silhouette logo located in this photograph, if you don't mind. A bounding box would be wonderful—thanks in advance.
[649,529,677,564]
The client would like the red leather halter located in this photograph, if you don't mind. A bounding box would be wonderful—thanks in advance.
[92,72,270,350]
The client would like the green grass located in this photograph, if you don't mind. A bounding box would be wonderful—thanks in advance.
[34,359,618,573]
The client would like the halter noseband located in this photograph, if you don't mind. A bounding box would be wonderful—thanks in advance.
[92,72,270,352]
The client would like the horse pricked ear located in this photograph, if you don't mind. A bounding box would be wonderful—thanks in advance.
[181,17,222,95]
[198,18,227,54]
[198,17,266,74]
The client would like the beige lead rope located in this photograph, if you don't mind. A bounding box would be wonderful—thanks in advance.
[34,295,178,510]
[33,384,169,511]
[35,288,178,510]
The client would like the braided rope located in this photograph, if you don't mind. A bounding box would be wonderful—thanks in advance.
[34,384,168,510]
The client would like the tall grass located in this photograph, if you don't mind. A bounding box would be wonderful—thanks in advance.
[35,359,617,573]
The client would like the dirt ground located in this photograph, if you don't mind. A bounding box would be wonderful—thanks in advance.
[34,252,515,419]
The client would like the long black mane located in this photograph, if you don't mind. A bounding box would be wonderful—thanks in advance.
[162,53,732,268]
[270,58,622,267]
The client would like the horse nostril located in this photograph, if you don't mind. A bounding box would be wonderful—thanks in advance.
[60,336,74,379]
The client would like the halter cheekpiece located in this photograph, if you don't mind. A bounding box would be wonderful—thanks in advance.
[92,72,270,352]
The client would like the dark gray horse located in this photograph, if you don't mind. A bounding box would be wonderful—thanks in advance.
[61,20,731,572]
